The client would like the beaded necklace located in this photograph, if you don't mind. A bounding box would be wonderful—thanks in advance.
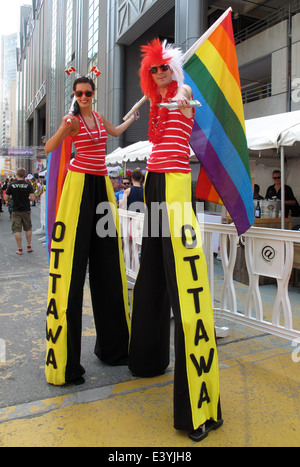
[79,111,102,143]
[148,80,178,144]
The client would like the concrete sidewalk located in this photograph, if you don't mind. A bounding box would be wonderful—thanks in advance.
[0,204,299,447]
[0,329,299,447]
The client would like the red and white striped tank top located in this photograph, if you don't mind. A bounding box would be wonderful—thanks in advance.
[70,112,108,176]
[147,109,194,173]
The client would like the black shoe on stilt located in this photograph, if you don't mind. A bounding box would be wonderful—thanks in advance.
[189,418,223,442]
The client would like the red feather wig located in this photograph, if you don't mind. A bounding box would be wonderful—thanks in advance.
[139,38,184,103]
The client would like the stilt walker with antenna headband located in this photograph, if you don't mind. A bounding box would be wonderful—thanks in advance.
[45,66,139,386]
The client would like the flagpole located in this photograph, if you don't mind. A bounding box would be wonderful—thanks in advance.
[122,7,232,120]
[123,96,147,121]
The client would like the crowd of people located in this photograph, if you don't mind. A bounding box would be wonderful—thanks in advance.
[1,169,146,212]
[0,175,46,211]
[0,167,144,253]
[109,168,144,211]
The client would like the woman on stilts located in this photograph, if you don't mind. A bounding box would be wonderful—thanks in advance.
[45,73,138,386]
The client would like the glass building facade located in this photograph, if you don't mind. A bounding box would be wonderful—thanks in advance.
[16,0,300,167]
[88,0,100,111]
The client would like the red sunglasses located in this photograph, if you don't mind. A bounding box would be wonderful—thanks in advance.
[74,90,94,98]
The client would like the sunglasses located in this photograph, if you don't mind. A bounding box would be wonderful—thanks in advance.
[273,176,281,180]
[74,90,94,98]
[149,64,170,74]
[123,182,130,186]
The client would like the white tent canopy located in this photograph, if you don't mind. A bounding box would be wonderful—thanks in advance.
[106,140,195,166]
[106,141,153,165]
[245,109,300,152]
[245,110,300,228]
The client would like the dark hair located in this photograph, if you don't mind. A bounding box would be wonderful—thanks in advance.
[16,168,26,178]
[131,170,142,182]
[72,76,95,115]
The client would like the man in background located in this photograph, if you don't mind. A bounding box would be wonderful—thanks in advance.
[121,170,144,212]
[265,169,300,217]
[5,168,35,255]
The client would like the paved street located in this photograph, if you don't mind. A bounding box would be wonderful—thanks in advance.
[0,203,134,405]
[0,202,299,448]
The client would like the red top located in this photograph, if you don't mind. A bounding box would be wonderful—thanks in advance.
[70,112,108,176]
[147,108,194,173]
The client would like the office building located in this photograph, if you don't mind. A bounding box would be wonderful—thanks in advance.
[16,0,300,174]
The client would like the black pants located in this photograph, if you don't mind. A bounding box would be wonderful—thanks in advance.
[46,171,130,385]
[129,172,221,431]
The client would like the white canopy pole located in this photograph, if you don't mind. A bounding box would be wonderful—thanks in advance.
[280,146,285,229]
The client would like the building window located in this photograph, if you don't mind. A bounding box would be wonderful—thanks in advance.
[65,0,73,66]
[240,56,271,104]
[64,0,74,114]
[88,0,99,110]
[50,0,57,135]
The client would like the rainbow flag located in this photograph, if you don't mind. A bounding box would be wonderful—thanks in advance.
[196,166,223,205]
[183,8,254,235]
[45,136,72,261]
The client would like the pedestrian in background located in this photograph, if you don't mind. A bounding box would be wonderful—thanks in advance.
[0,181,3,212]
[121,170,144,212]
[4,168,35,255]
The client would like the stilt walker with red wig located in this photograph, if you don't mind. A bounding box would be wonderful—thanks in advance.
[128,39,223,441]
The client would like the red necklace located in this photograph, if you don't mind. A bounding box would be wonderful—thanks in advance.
[148,80,178,144]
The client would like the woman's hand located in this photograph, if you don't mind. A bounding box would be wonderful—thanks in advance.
[44,115,77,153]
[63,113,75,127]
